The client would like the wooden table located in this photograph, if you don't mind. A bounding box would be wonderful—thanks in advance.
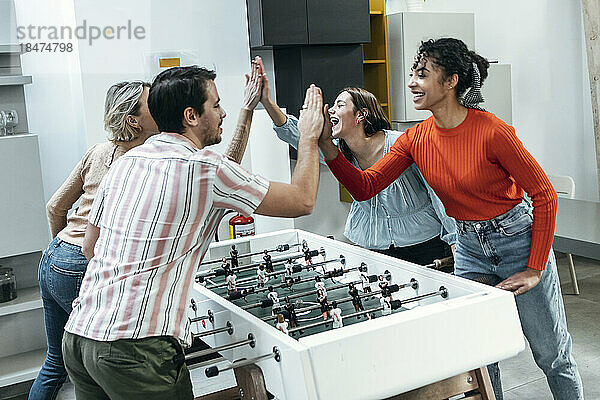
[553,198,600,260]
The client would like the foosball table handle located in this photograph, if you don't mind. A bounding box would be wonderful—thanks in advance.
[205,346,282,378]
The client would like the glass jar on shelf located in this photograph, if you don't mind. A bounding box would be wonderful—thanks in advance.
[5,109,18,135]
[0,110,7,136]
[0,267,17,303]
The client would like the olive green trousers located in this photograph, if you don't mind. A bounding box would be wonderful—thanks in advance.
[62,331,194,400]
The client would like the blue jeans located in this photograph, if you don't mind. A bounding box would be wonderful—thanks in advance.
[454,201,583,400]
[29,237,88,400]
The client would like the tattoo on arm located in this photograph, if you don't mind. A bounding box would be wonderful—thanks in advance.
[225,109,253,164]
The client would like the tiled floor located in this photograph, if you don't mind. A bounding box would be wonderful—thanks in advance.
[501,254,600,400]
[16,255,600,400]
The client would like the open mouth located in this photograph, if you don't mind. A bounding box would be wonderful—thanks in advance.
[412,92,425,102]
[330,116,339,127]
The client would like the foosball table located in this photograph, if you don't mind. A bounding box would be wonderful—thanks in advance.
[188,229,524,400]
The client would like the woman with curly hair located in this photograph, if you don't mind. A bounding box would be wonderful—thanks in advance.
[321,38,583,399]
[29,81,158,399]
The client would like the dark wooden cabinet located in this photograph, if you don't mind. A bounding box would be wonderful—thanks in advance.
[306,0,370,45]
[274,45,364,117]
[247,0,308,48]
[248,0,370,48]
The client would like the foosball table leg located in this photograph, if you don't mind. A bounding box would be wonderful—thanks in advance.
[194,364,270,400]
[386,367,496,400]
[233,364,270,400]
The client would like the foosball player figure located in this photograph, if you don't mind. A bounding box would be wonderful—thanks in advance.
[238,287,254,299]
[380,296,392,316]
[315,276,327,298]
[378,275,393,302]
[361,273,373,295]
[282,259,294,283]
[302,241,313,266]
[220,257,231,276]
[331,301,343,329]
[383,269,392,282]
[348,283,365,319]
[230,245,239,269]
[256,264,267,288]
[263,250,274,273]
[225,270,237,295]
[285,303,299,328]
[284,276,295,292]
[272,302,284,316]
[267,286,280,308]
[318,292,331,321]
[275,313,289,335]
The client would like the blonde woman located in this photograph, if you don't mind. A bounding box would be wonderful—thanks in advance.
[29,81,158,399]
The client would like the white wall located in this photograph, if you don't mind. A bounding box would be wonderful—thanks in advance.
[72,0,252,153]
[18,0,294,237]
[14,0,87,202]
[387,0,598,200]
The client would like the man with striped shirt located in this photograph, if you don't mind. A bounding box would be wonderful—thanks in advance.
[62,63,324,399]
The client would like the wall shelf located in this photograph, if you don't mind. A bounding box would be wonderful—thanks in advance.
[0,348,46,387]
[0,286,43,317]
[362,0,391,120]
[0,75,32,86]
[0,44,23,54]
[0,133,37,141]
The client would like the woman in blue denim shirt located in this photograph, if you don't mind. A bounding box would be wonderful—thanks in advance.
[259,64,455,265]
[28,82,158,399]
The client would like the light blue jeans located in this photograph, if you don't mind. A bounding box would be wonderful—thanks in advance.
[29,237,88,400]
[454,201,583,400]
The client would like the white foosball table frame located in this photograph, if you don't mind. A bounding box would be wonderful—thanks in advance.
[189,229,524,400]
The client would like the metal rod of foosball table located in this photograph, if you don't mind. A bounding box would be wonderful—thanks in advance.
[400,286,449,305]
[196,250,319,282]
[191,321,234,339]
[287,307,384,333]
[199,243,302,266]
[188,310,214,324]
[261,277,419,322]
[231,248,327,276]
[218,256,346,292]
[283,278,364,302]
[287,286,448,334]
[262,289,383,322]
[185,333,256,361]
[204,346,281,378]
[241,279,363,311]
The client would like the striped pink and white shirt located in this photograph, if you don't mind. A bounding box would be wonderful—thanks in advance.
[65,133,269,345]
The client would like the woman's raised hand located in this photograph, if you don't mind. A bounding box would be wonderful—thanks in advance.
[320,104,333,145]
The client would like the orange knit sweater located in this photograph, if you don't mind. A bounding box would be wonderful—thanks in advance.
[326,109,557,270]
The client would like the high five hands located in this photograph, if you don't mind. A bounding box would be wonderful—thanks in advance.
[298,84,325,141]
[243,56,264,111]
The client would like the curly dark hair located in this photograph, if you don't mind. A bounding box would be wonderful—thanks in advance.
[412,38,489,100]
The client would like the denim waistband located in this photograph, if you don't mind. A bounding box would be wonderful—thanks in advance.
[52,237,82,251]
[455,200,531,233]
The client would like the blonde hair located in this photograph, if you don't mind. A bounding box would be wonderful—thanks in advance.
[104,80,150,142]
